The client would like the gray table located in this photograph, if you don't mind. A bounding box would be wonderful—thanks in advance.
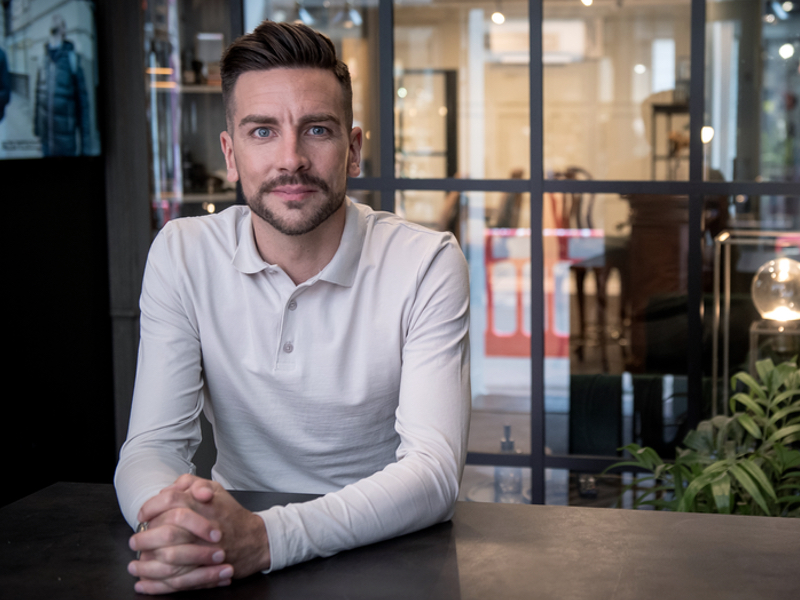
[1,482,798,599]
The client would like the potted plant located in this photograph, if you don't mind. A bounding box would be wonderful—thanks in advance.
[608,358,800,517]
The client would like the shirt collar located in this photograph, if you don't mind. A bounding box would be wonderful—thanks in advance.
[230,198,365,287]
[317,198,365,288]
[231,210,269,274]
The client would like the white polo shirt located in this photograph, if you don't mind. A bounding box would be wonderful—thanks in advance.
[114,198,470,571]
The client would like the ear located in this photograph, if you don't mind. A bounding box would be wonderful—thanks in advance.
[220,131,239,183]
[347,127,362,178]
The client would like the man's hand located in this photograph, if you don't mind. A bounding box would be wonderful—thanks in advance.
[127,474,271,595]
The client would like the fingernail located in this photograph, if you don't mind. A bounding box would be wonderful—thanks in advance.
[212,550,224,563]
[128,562,138,576]
[210,529,222,543]
[134,582,144,593]
[220,567,233,579]
[129,538,137,551]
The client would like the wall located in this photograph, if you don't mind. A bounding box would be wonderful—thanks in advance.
[2,155,116,507]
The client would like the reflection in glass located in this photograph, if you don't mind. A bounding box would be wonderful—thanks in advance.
[459,465,533,504]
[243,0,380,176]
[543,193,691,505]
[543,0,692,181]
[705,1,799,181]
[395,0,530,179]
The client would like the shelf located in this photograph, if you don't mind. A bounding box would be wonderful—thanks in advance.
[148,83,223,94]
[183,191,237,203]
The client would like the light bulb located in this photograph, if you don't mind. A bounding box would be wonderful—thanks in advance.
[701,126,715,144]
[751,257,800,321]
[779,43,795,59]
[492,12,505,25]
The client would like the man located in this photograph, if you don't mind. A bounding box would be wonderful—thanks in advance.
[33,14,92,156]
[115,20,470,595]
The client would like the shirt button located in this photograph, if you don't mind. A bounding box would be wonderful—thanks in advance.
[288,300,297,311]
[283,342,294,354]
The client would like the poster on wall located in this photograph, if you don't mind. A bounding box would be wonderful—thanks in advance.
[0,0,100,159]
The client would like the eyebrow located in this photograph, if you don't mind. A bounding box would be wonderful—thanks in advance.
[237,113,342,130]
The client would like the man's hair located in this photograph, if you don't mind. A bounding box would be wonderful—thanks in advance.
[220,20,353,131]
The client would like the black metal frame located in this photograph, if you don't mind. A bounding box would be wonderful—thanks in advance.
[236,0,796,505]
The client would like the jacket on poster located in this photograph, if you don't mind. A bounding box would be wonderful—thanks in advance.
[34,40,91,156]
[0,47,10,122]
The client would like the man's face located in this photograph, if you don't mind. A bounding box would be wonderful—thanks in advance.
[220,68,361,236]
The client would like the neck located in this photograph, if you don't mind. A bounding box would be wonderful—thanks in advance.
[251,202,347,285]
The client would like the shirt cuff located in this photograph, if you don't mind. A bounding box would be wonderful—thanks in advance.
[257,509,283,573]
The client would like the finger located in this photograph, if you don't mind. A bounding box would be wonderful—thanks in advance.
[188,479,217,503]
[131,511,222,550]
[133,565,234,595]
[130,522,202,553]
[138,488,195,523]
[161,473,201,494]
[129,546,225,579]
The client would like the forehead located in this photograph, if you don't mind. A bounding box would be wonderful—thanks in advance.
[230,68,345,124]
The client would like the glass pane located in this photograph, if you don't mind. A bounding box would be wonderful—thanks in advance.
[704,195,800,416]
[459,465,533,504]
[543,193,691,471]
[545,468,657,508]
[398,190,532,476]
[395,0,530,179]
[244,1,380,177]
[143,0,239,229]
[543,0,692,181]
[705,1,799,181]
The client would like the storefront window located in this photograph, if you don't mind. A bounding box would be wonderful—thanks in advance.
[542,192,691,503]
[395,0,530,180]
[543,0,692,181]
[705,0,799,181]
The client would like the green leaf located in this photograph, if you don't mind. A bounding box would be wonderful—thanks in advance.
[776,495,800,508]
[755,358,775,390]
[767,404,800,428]
[730,393,766,418]
[683,428,714,454]
[736,413,763,439]
[729,464,772,516]
[710,473,731,514]
[678,463,729,512]
[731,371,766,400]
[738,460,777,502]
[768,423,800,444]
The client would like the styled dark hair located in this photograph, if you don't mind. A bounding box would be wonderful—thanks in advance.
[220,20,353,130]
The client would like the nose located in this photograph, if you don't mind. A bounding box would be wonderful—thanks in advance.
[277,132,310,174]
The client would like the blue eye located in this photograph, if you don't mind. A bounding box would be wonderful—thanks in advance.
[309,126,327,135]
[254,128,271,138]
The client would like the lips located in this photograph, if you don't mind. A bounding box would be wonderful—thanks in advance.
[271,186,319,202]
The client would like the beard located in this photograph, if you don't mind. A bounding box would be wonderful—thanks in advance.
[245,172,346,236]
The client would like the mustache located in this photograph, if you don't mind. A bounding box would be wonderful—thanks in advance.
[259,173,331,195]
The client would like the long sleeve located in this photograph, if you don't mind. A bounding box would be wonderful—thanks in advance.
[114,228,205,527]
